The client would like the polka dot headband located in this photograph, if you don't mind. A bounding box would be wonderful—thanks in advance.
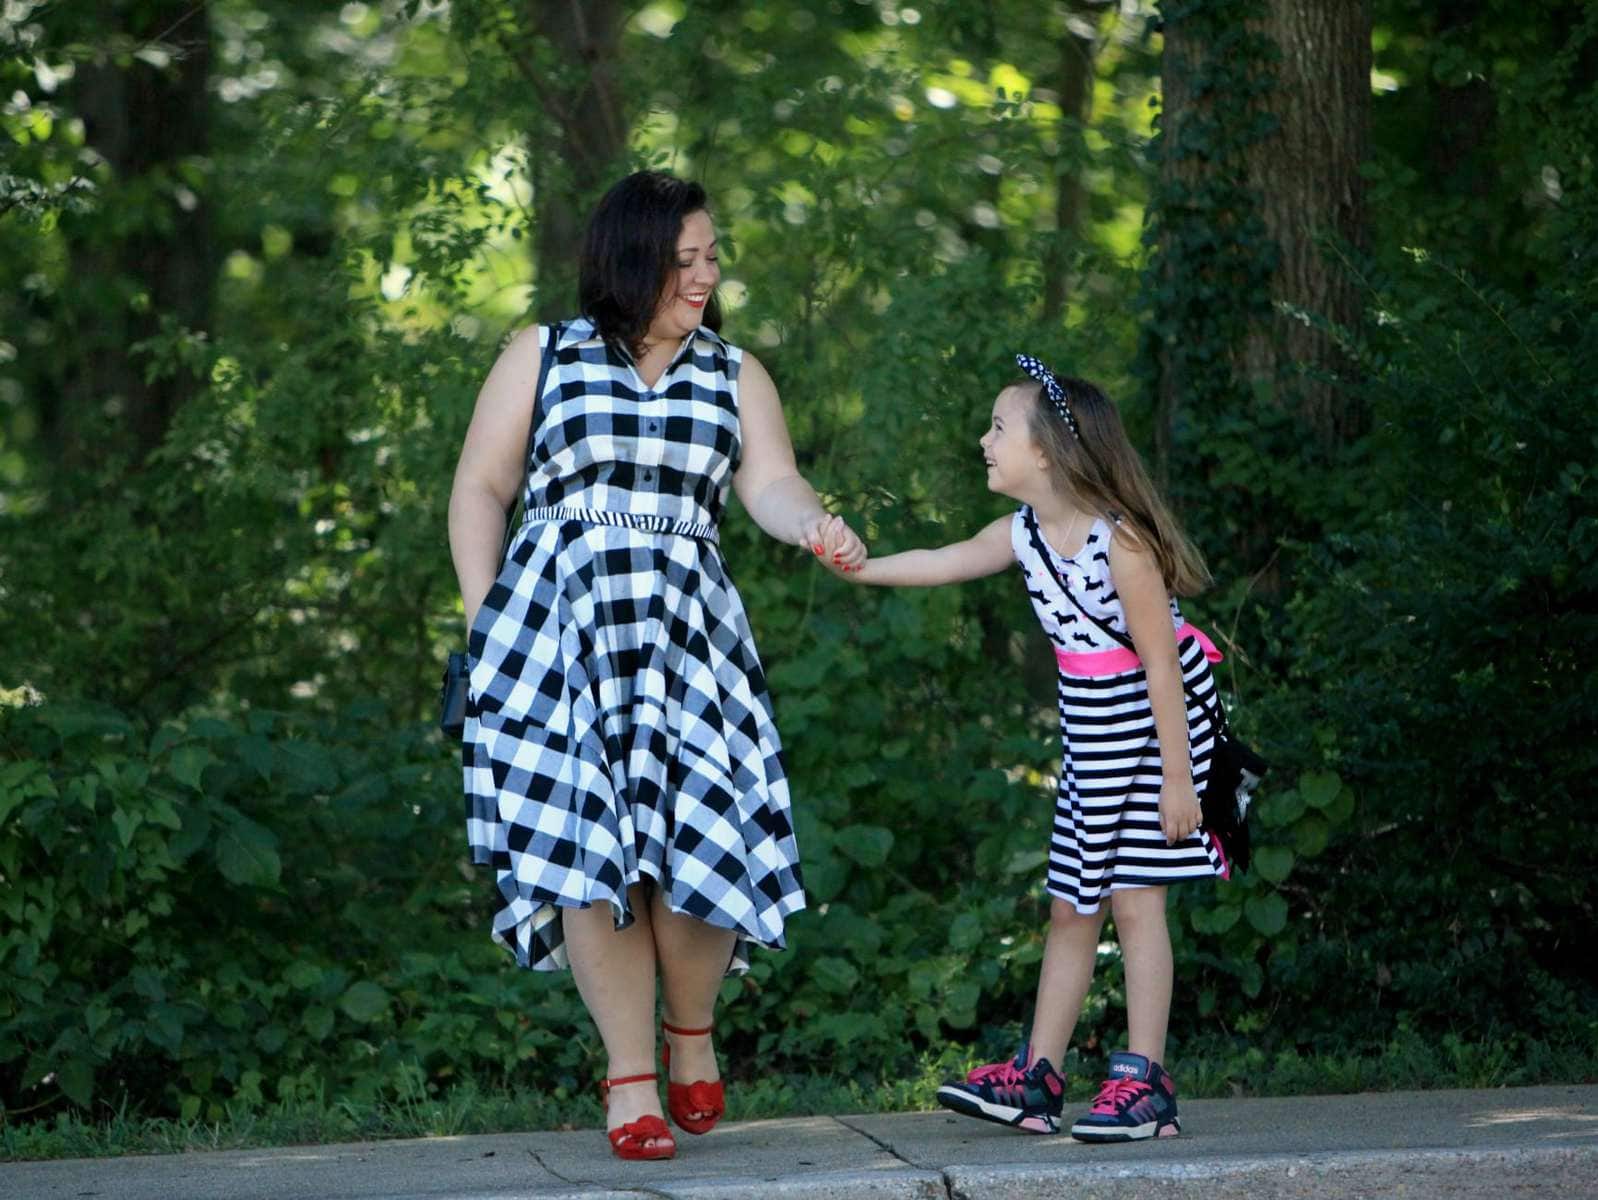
[1016,353,1079,440]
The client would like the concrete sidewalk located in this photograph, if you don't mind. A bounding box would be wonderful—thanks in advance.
[4,1084,1595,1200]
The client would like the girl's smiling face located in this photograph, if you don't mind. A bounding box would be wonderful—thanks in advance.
[647,209,720,343]
[980,385,1048,501]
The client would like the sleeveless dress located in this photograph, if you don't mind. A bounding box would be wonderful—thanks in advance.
[463,319,805,972]
[1012,507,1228,913]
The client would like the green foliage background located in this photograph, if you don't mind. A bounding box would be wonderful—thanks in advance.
[1,0,1595,1124]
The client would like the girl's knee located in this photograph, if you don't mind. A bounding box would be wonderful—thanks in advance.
[1110,886,1168,929]
[1049,898,1107,933]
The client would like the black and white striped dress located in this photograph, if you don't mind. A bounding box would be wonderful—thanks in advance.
[463,319,805,972]
[1013,507,1227,913]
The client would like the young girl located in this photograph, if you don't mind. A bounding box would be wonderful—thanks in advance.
[839,355,1228,1141]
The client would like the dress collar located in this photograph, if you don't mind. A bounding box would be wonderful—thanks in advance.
[567,315,724,364]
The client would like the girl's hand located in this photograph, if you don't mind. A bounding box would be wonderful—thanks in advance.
[825,515,868,572]
[1158,779,1203,845]
[802,513,868,573]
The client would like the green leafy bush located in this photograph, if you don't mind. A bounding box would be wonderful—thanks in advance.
[0,702,596,1119]
[1217,199,1598,1047]
[6,1,1597,1127]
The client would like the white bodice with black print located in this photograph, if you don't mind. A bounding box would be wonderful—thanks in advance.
[1010,506,1185,654]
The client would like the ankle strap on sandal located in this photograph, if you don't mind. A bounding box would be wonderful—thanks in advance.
[662,1020,713,1037]
[600,1071,658,1098]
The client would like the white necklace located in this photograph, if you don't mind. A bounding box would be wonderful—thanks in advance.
[1052,509,1081,554]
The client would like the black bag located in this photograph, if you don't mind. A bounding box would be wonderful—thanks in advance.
[1021,508,1265,873]
[439,323,561,740]
[1196,721,1265,873]
[438,651,470,740]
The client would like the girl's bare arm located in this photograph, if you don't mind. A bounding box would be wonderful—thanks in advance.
[847,515,1013,587]
[1112,531,1201,844]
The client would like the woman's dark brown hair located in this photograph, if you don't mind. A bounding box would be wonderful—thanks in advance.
[578,170,723,358]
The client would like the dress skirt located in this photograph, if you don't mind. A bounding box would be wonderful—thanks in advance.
[464,513,805,972]
[1047,631,1229,912]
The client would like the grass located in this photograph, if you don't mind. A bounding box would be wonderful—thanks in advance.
[5,1028,1596,1162]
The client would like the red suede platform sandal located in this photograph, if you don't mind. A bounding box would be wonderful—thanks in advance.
[662,1021,726,1135]
[599,1072,675,1161]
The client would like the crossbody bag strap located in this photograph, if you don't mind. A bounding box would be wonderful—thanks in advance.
[498,321,562,566]
[1022,506,1227,733]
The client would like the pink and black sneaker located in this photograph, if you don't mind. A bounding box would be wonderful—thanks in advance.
[936,1045,1065,1135]
[1070,1051,1180,1142]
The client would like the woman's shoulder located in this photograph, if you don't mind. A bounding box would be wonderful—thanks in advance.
[484,324,547,377]
[549,315,595,347]
[496,317,584,357]
[694,323,744,366]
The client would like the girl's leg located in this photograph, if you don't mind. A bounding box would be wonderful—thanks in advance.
[650,889,738,1115]
[1109,885,1172,1063]
[1028,898,1110,1069]
[563,884,664,1132]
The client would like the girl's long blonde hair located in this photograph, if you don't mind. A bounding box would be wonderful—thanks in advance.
[1018,377,1212,597]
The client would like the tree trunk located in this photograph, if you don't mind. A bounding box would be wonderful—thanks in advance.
[1242,0,1370,449]
[1150,0,1369,478]
[1147,3,1227,484]
[56,0,212,471]
[526,0,628,320]
[1043,1,1113,322]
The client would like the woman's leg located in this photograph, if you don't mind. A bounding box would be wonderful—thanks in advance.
[563,884,664,1133]
[1109,885,1172,1063]
[1027,898,1110,1070]
[651,889,737,1116]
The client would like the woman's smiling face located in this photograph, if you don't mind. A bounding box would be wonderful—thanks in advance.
[648,209,720,343]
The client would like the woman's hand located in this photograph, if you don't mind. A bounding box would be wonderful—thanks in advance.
[802,513,867,573]
[1158,778,1204,845]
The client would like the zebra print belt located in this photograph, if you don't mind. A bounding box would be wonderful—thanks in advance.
[521,506,719,543]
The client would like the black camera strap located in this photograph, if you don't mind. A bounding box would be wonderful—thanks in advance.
[499,321,563,564]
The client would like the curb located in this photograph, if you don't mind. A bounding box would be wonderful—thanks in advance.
[941,1144,1598,1200]
[3,1086,1595,1200]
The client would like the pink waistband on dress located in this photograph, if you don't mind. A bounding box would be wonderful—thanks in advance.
[1053,622,1223,677]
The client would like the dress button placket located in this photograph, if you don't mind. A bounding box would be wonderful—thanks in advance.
[640,387,663,488]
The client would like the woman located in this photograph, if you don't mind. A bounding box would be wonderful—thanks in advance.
[448,170,865,1161]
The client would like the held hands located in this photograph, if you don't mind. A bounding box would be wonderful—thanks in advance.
[800,512,868,574]
[1158,778,1204,846]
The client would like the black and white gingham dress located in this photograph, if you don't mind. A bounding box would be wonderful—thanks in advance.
[1013,507,1226,913]
[463,319,805,972]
